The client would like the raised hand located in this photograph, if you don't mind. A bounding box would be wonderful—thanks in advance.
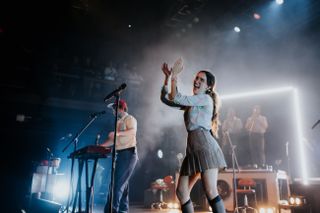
[162,63,171,78]
[171,58,183,78]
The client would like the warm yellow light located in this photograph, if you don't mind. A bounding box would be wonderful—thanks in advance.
[167,203,174,209]
[289,197,295,205]
[259,208,266,213]
[295,197,302,205]
[167,210,180,213]
[173,203,180,209]
[267,208,274,213]
[259,207,275,213]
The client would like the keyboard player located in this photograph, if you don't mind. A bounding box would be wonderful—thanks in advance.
[100,99,138,213]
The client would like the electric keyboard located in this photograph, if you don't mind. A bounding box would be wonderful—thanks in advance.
[68,145,112,159]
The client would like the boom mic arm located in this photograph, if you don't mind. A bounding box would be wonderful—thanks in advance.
[312,120,320,129]
[104,83,127,102]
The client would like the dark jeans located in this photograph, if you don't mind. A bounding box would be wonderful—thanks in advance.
[104,147,138,213]
[249,132,265,167]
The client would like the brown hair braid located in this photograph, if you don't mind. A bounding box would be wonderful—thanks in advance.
[199,70,221,138]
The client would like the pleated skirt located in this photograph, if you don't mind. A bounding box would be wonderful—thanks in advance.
[180,128,227,176]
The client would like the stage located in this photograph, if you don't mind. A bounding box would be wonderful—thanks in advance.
[85,204,210,213]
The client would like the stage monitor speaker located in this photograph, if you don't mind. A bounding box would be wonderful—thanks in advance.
[187,173,233,211]
[29,198,62,213]
[217,172,234,212]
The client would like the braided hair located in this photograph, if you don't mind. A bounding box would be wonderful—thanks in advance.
[199,70,221,138]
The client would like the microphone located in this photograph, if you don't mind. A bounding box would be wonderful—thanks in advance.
[46,147,53,157]
[312,120,320,129]
[90,110,106,118]
[95,134,101,145]
[104,83,127,102]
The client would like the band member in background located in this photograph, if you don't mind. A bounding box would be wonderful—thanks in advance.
[160,58,227,213]
[245,105,268,168]
[100,99,138,213]
[221,107,243,167]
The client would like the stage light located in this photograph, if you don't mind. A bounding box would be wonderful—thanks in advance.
[157,149,163,159]
[167,202,179,209]
[221,86,308,184]
[234,26,240,33]
[275,0,284,5]
[259,207,275,213]
[288,195,307,206]
[167,210,180,213]
[52,181,69,201]
[295,197,302,205]
[221,86,293,100]
[253,13,261,20]
[173,202,179,209]
[293,89,308,185]
[289,197,295,205]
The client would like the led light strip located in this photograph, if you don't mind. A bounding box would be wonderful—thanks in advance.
[221,86,308,184]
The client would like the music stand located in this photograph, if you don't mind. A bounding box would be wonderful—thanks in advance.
[224,131,240,212]
[62,114,100,213]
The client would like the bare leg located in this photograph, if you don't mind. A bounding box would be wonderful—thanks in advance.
[201,169,226,213]
[176,173,200,213]
[201,169,219,199]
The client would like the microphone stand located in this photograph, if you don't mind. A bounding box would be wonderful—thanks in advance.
[224,131,240,213]
[43,148,54,200]
[62,114,100,213]
[107,94,120,213]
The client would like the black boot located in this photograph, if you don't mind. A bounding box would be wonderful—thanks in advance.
[181,199,194,213]
[208,195,226,213]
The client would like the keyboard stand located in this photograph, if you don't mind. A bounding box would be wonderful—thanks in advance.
[70,152,109,213]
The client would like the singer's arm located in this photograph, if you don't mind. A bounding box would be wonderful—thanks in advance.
[161,85,184,108]
[100,130,135,147]
[100,136,114,147]
[117,116,137,136]
[112,116,137,137]
[160,62,184,108]
[169,76,177,100]
[169,58,183,100]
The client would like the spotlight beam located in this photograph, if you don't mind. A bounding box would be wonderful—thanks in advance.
[221,86,308,184]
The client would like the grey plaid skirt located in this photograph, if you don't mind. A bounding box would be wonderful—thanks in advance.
[180,128,227,176]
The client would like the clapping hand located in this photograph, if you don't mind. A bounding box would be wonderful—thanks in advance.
[171,58,183,78]
[162,63,171,78]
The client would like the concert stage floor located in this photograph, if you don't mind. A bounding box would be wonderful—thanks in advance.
[92,204,211,213]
